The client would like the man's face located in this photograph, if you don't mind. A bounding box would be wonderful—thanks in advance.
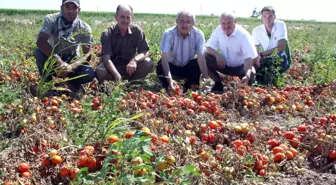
[176,14,193,36]
[261,10,275,27]
[115,9,132,31]
[220,16,236,36]
[61,2,80,22]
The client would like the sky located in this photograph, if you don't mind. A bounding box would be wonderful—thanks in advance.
[0,0,335,22]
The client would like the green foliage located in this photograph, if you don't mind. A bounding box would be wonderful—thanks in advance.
[254,54,285,87]
[72,131,200,185]
[64,84,127,146]
[310,57,336,85]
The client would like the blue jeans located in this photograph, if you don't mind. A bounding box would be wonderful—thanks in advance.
[35,49,95,89]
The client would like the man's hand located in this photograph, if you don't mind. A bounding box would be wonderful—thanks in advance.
[126,59,137,76]
[168,78,178,91]
[240,75,250,84]
[66,62,82,73]
[56,62,69,78]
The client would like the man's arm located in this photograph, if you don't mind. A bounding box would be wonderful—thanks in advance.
[66,44,92,72]
[161,52,175,85]
[196,31,209,79]
[36,32,52,57]
[197,52,209,79]
[253,45,261,67]
[101,54,121,81]
[126,27,151,76]
[241,57,254,84]
[259,39,286,56]
[36,32,65,66]
[205,47,226,68]
[67,26,94,71]
[241,34,258,84]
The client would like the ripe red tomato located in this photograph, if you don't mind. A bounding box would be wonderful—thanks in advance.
[267,139,279,148]
[125,131,135,139]
[189,136,196,144]
[60,166,70,177]
[208,121,218,129]
[18,163,30,173]
[284,131,295,139]
[22,171,32,178]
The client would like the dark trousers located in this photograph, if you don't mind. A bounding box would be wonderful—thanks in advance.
[156,58,201,90]
[35,49,95,88]
[205,53,254,84]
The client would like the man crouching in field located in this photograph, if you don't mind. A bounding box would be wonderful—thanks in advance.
[252,6,291,84]
[95,4,154,84]
[156,10,209,94]
[35,0,95,95]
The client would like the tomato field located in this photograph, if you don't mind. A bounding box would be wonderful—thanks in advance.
[0,9,336,185]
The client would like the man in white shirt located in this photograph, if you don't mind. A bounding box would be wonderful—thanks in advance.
[205,11,257,93]
[157,10,209,93]
[252,6,291,77]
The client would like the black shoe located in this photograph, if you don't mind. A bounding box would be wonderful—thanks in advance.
[211,82,224,94]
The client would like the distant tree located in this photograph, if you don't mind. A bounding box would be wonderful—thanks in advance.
[251,7,260,18]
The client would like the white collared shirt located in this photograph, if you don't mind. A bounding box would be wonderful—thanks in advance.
[205,24,257,67]
[160,26,205,67]
[252,20,288,51]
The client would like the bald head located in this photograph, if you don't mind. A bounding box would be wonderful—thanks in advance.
[220,11,236,21]
[116,4,133,16]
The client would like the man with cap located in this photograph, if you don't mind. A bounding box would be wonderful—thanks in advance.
[95,4,154,84]
[35,0,95,95]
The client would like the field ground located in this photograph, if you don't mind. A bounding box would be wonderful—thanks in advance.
[0,9,336,185]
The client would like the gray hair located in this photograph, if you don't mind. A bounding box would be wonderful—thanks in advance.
[176,10,196,24]
[116,4,133,16]
[220,11,236,21]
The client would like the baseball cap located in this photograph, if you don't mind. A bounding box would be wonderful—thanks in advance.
[62,0,80,7]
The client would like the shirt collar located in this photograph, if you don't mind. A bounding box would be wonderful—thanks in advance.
[231,26,238,37]
[176,26,192,37]
[114,24,133,35]
[263,21,277,34]
[222,26,238,37]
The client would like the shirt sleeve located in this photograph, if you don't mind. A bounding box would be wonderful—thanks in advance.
[242,34,258,60]
[101,28,113,57]
[160,30,173,53]
[277,22,288,42]
[80,24,93,45]
[137,27,149,54]
[252,28,261,46]
[40,15,53,34]
[205,28,219,51]
[197,30,206,54]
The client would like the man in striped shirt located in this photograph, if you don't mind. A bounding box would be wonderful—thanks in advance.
[156,10,209,93]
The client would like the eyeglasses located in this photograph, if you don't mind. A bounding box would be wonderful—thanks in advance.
[178,19,193,25]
